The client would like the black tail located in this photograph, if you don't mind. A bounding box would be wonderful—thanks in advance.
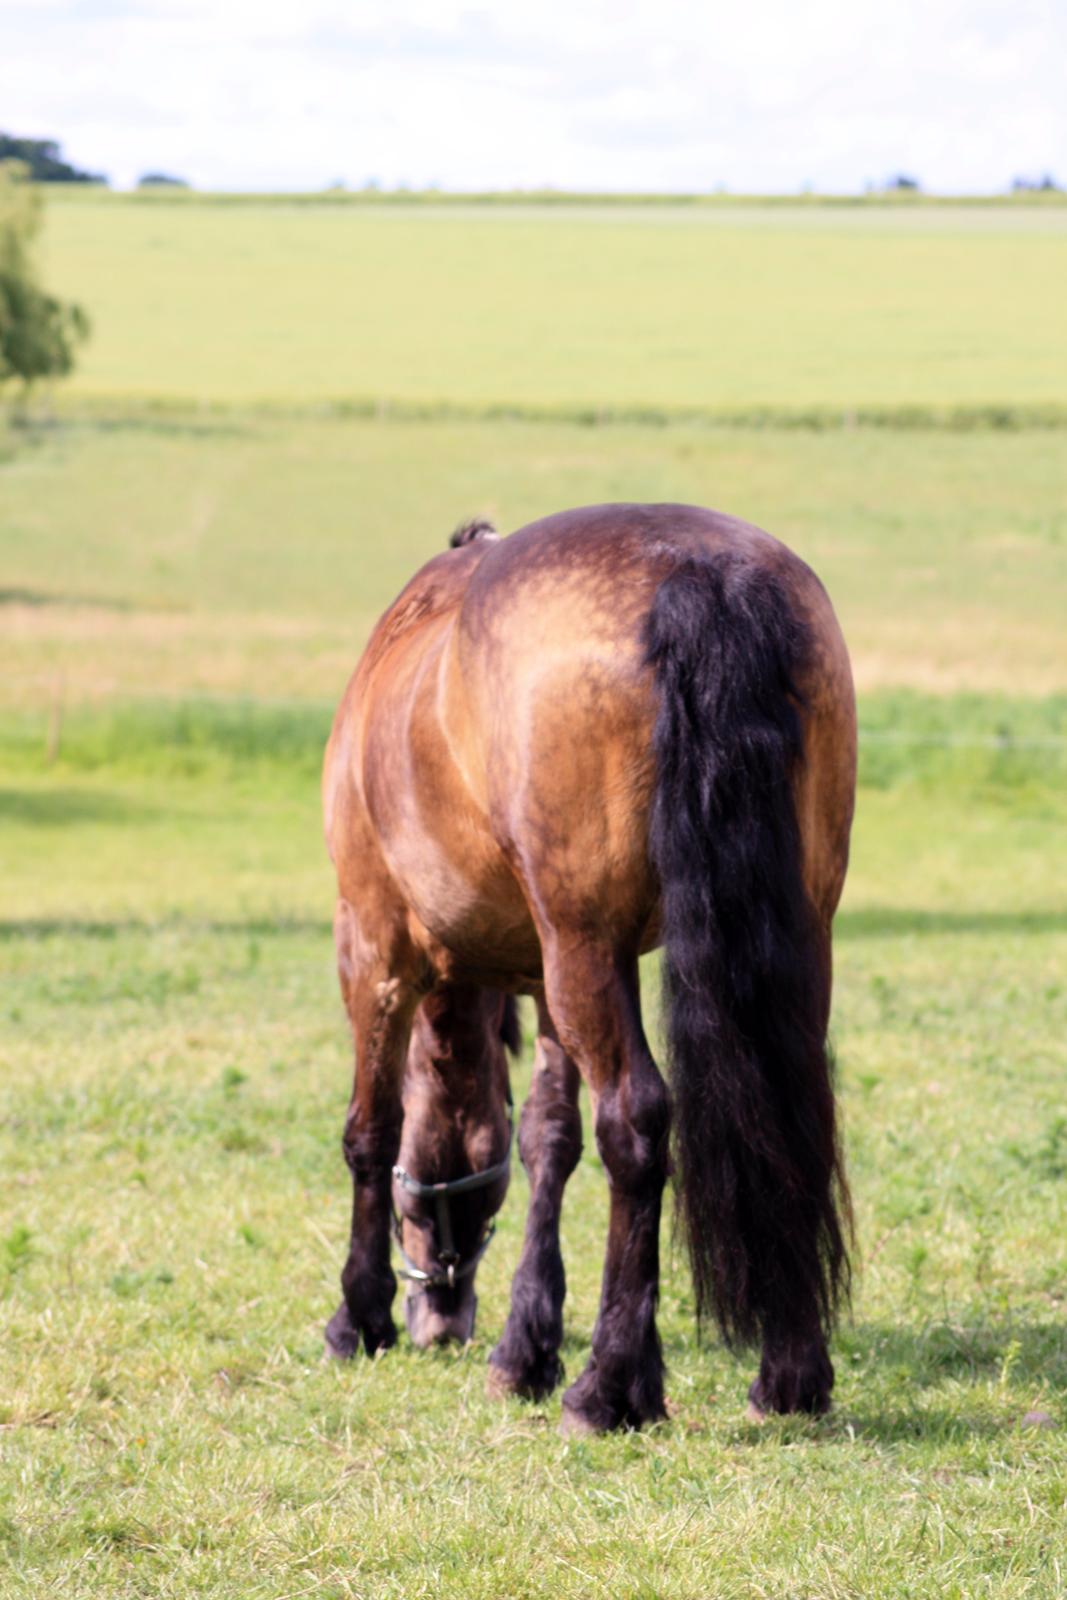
[645,553,849,1349]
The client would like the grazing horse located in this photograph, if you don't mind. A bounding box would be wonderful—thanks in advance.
[322,503,855,1432]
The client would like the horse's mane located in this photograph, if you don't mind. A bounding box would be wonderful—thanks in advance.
[450,517,499,549]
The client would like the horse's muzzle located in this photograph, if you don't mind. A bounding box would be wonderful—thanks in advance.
[403,1283,477,1348]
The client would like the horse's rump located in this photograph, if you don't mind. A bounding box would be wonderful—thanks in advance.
[329,503,848,979]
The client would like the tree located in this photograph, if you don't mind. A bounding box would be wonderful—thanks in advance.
[0,134,105,184]
[0,161,90,392]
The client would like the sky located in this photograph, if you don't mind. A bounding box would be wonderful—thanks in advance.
[2,0,1065,193]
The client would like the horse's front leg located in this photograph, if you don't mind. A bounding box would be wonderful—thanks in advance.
[543,939,670,1433]
[325,898,419,1359]
[488,999,582,1400]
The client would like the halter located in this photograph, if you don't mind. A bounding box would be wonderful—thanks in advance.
[391,1093,513,1292]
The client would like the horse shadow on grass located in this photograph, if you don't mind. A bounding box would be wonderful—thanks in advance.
[596,1315,1067,1443]
[753,1317,1063,1443]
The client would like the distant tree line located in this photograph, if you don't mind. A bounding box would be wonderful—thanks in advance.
[0,134,106,184]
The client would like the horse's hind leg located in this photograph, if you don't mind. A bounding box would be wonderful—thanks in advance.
[542,937,670,1433]
[488,998,582,1401]
[325,897,420,1359]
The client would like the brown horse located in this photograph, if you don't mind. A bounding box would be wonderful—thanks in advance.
[322,502,855,1432]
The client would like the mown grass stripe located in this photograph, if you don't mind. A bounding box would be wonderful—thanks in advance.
[27,396,1067,433]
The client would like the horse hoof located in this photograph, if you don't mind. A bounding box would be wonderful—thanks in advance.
[325,1302,396,1359]
[487,1363,561,1403]
[487,1346,564,1402]
[559,1404,602,1438]
[324,1306,360,1360]
[747,1371,832,1418]
[485,1363,521,1400]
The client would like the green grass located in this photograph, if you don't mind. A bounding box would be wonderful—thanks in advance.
[2,719,1066,1597]
[3,415,1065,713]
[3,193,1067,1595]
[2,439,1066,1595]
[40,195,1067,414]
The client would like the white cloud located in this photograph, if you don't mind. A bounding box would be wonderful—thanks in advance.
[1,0,1064,191]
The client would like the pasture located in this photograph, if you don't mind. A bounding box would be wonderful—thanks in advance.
[40,192,1067,417]
[2,196,1067,1597]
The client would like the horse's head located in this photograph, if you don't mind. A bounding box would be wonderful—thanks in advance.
[393,989,519,1347]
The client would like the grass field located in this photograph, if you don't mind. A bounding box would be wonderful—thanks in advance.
[4,417,1065,712]
[39,194,1067,416]
[2,196,1067,1596]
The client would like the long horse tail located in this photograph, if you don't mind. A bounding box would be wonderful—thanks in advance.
[644,552,850,1349]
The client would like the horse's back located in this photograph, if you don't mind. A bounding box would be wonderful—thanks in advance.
[327,503,853,981]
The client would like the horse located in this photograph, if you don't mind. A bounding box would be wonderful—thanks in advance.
[321,502,856,1433]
